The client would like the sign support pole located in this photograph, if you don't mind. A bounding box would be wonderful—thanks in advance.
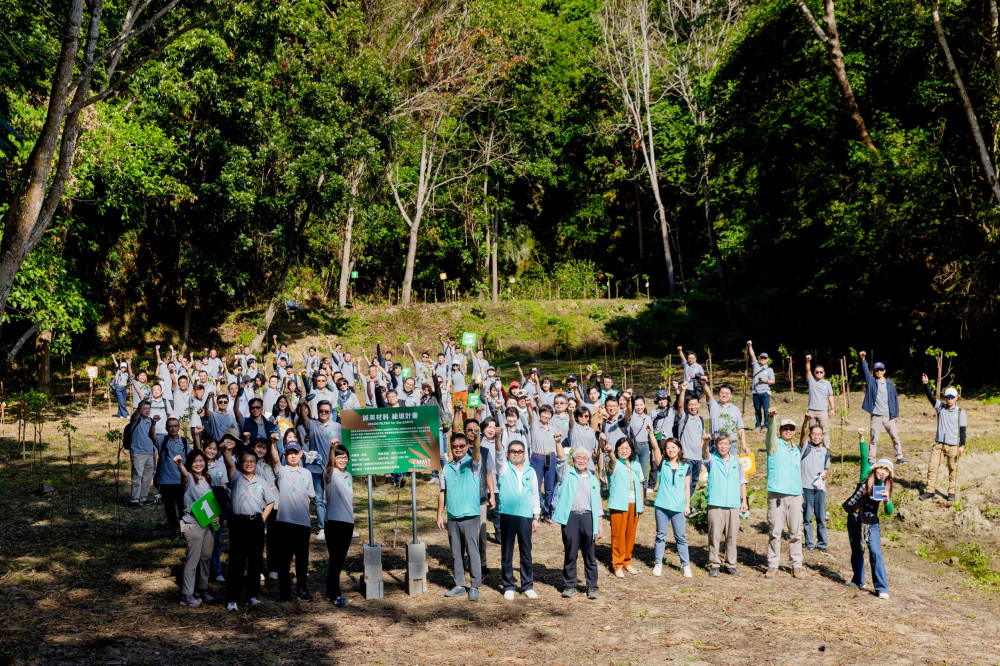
[406,470,428,595]
[362,474,383,599]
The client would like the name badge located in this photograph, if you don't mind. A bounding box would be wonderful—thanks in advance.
[302,477,308,485]
[255,484,261,491]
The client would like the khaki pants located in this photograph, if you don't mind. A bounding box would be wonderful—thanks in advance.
[807,410,830,448]
[130,453,155,502]
[767,493,803,569]
[869,414,903,462]
[180,521,214,595]
[926,442,959,495]
[707,506,740,567]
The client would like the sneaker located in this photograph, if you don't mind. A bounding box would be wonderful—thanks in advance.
[614,568,625,579]
[215,574,226,583]
[819,549,830,557]
[792,567,802,579]
[226,602,238,612]
[724,566,739,576]
[682,565,692,578]
[765,568,778,579]
[652,563,662,577]
[586,588,599,600]
[562,588,577,598]
[179,594,202,607]
[709,567,720,578]
[196,589,215,602]
[153,493,162,503]
[624,565,638,575]
[352,530,360,538]
[334,596,347,607]
[315,529,326,541]
[249,597,261,606]
[947,493,955,501]
[444,586,465,597]
[468,587,479,601]
[848,582,860,589]
[524,589,538,599]
[919,492,934,501]
[896,457,906,465]
[503,590,515,600]
[268,571,279,580]
[878,592,889,599]
[260,573,265,583]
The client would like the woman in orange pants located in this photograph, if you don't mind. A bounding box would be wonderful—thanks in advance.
[601,435,644,578]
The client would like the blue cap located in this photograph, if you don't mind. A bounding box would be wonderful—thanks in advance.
[284,442,302,453]
[873,362,885,371]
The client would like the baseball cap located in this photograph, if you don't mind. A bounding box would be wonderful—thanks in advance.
[284,442,302,453]
[566,374,578,382]
[779,419,796,429]
[509,381,520,389]
[944,387,958,398]
[873,362,885,371]
[655,389,669,400]
[759,352,769,359]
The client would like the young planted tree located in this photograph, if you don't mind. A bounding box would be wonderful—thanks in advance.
[595,0,677,296]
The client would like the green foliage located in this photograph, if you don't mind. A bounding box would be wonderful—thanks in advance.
[958,542,1000,586]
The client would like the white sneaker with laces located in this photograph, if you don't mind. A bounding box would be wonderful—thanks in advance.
[652,563,662,577]
[352,530,360,538]
[226,602,238,612]
[683,565,693,578]
[878,592,889,600]
[250,597,261,606]
[503,590,515,600]
[524,589,538,599]
[315,529,326,541]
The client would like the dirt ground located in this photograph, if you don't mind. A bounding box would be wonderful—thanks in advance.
[2,364,999,665]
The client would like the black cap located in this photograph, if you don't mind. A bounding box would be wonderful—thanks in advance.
[566,374,578,381]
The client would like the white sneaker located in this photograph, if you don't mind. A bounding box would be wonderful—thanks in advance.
[249,597,261,606]
[226,602,238,612]
[352,530,360,538]
[524,589,538,599]
[503,590,515,600]
[268,571,278,580]
[682,565,692,578]
[652,563,662,577]
[260,573,265,583]
[315,529,325,541]
[878,592,889,600]
[614,568,625,579]
[215,575,226,583]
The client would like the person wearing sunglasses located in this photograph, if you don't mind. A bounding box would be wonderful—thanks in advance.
[240,398,277,445]
[494,437,541,600]
[804,355,836,448]
[436,432,483,601]
[297,400,342,541]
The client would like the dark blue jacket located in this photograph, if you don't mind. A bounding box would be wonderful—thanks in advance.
[860,359,899,419]
[240,416,277,442]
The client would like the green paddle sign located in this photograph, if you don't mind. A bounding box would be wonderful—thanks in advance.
[461,331,476,347]
[401,367,412,378]
[190,491,222,531]
[467,394,481,408]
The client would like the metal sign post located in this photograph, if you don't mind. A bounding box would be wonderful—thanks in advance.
[406,470,428,595]
[361,474,383,599]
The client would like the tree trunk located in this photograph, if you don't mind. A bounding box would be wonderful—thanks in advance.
[338,159,366,308]
[181,295,194,353]
[795,0,877,152]
[634,181,644,258]
[400,210,423,304]
[36,329,52,394]
[931,0,1000,202]
[3,322,41,368]
[250,262,292,353]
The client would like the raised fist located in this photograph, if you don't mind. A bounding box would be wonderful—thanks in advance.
[805,354,812,361]
[859,351,866,359]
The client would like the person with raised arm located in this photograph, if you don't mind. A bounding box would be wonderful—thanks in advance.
[603,433,644,579]
[268,437,315,601]
[651,436,692,578]
[174,449,219,606]
[764,407,804,579]
[110,354,131,418]
[222,444,276,611]
[437,431,484,601]
[843,428,894,599]
[494,432,540,600]
[676,345,706,399]
[703,431,748,577]
[919,373,966,502]
[747,340,775,432]
[858,350,904,465]
[804,355,836,448]
[673,381,707,497]
[799,413,831,554]
[552,430,602,599]
[703,379,748,454]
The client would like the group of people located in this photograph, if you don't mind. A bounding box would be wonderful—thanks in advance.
[110,336,967,608]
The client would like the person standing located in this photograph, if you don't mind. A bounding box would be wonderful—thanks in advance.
[804,355,836,448]
[269,439,315,601]
[859,351,905,464]
[494,438,540,600]
[703,380,748,454]
[673,382,706,497]
[676,346,706,399]
[436,433,484,601]
[222,447,277,611]
[552,434,602,600]
[603,435,644,579]
[799,414,831,554]
[629,396,656,498]
[174,449,219,607]
[703,432,747,577]
[747,341,775,431]
[764,408,803,579]
[325,443,353,607]
[651,437,691,578]
[126,400,156,507]
[298,400,341,541]
[111,357,130,418]
[843,428,894,599]
[528,401,559,521]
[155,417,190,535]
[919,375,967,502]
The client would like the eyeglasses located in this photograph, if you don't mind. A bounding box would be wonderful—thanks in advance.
[508,449,524,455]
[251,405,262,410]
[452,443,469,449]
[217,399,229,404]
[318,409,332,414]
[814,371,825,375]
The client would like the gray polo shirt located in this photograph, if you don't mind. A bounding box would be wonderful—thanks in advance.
[751,362,774,395]
[530,422,558,455]
[676,411,705,461]
[873,380,889,416]
[230,471,277,516]
[629,412,652,444]
[182,475,213,525]
[708,401,744,438]
[301,419,341,474]
[130,417,155,455]
[800,443,831,490]
[931,399,967,445]
[207,457,228,487]
[155,435,188,484]
[326,468,355,524]
[275,465,315,527]
[807,376,834,412]
[683,362,705,383]
[450,370,468,393]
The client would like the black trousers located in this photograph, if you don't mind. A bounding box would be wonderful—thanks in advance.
[500,513,534,592]
[562,512,598,590]
[160,483,184,531]
[272,521,311,599]
[264,510,277,573]
[325,520,354,599]
[227,515,265,603]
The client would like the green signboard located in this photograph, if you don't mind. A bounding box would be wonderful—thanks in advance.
[401,367,412,379]
[341,407,442,476]
[461,331,476,347]
[467,394,481,408]
[350,270,359,279]
[190,490,222,531]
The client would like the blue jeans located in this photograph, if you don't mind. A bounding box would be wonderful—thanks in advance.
[654,507,689,566]
[115,385,129,417]
[802,487,828,550]
[529,454,557,517]
[687,459,702,497]
[311,471,327,528]
[753,393,771,429]
[636,442,651,491]
[847,513,888,594]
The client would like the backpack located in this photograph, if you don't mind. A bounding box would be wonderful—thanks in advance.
[122,411,140,451]
[156,436,190,480]
[672,410,705,442]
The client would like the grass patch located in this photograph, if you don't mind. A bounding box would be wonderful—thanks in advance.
[958,542,1000,586]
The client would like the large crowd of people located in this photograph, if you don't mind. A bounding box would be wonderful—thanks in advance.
[110,336,967,609]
